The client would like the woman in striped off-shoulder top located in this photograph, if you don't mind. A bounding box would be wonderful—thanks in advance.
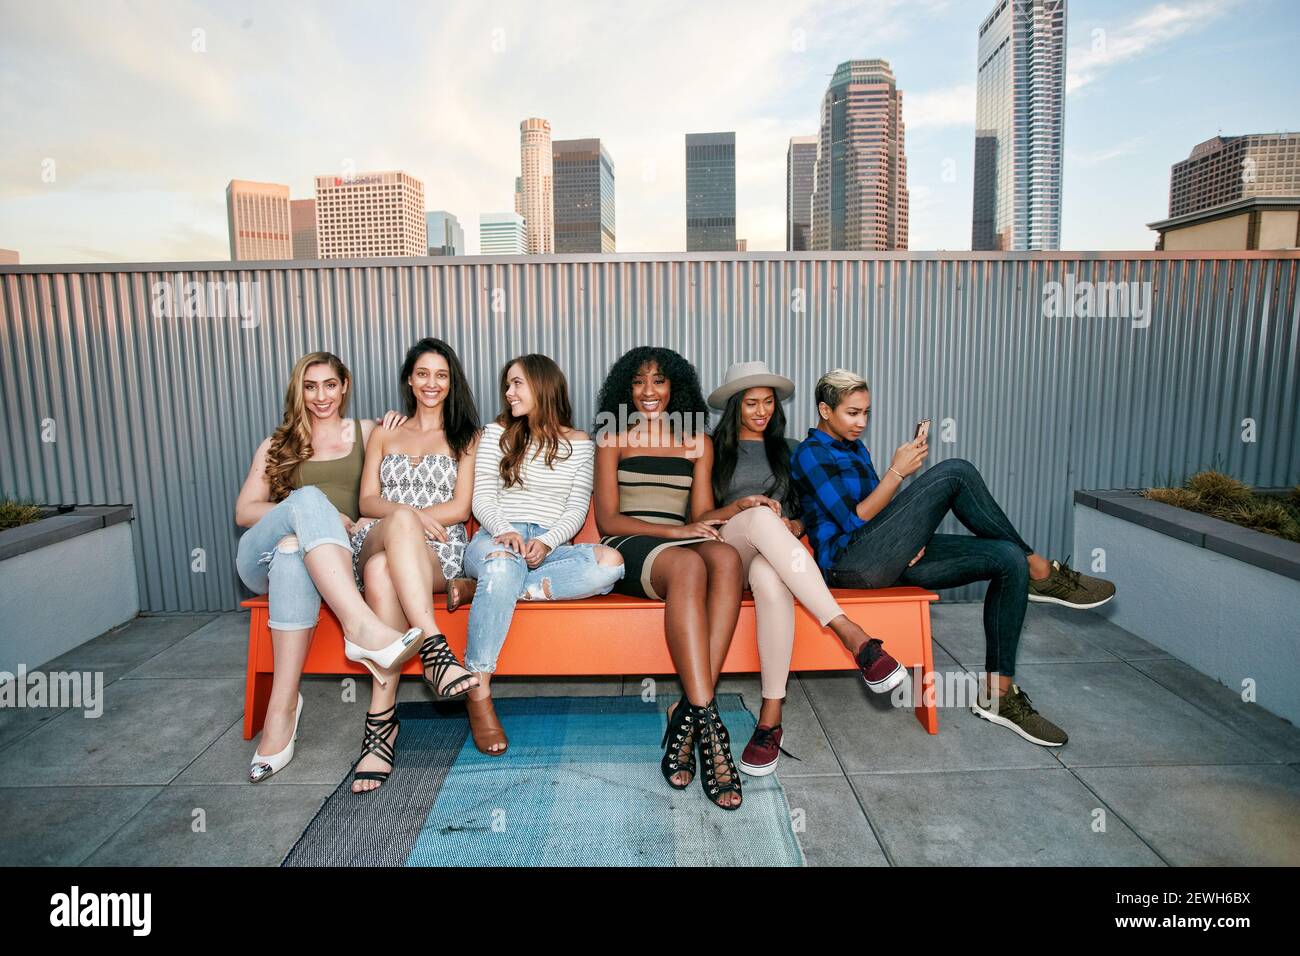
[460,354,626,756]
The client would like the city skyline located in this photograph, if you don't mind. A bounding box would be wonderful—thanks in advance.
[1,0,1297,262]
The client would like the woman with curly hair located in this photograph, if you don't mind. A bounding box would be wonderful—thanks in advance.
[234,352,423,784]
[593,346,745,811]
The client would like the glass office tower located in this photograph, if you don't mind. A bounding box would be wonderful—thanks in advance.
[685,131,737,252]
[787,136,817,251]
[810,60,909,251]
[425,210,465,256]
[971,0,1067,251]
[554,138,616,253]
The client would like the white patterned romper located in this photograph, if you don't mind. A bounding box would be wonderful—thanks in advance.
[349,453,468,589]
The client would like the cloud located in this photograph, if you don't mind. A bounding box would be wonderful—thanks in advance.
[1067,0,1238,95]
[1066,137,1146,168]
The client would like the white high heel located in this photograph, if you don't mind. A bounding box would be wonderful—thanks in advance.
[249,693,303,783]
[343,627,423,687]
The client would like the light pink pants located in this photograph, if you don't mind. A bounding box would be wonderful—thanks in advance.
[720,505,845,700]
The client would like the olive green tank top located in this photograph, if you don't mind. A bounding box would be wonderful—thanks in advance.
[291,419,364,520]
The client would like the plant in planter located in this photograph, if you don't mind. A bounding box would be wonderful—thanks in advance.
[0,498,44,531]
[1145,471,1300,543]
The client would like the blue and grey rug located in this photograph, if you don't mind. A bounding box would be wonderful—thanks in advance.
[283,693,805,867]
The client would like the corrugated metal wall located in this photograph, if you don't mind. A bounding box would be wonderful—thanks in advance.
[3,252,1298,611]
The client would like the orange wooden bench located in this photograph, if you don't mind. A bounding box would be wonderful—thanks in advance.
[241,509,940,740]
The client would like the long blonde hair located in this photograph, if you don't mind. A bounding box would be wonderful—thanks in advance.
[265,352,352,502]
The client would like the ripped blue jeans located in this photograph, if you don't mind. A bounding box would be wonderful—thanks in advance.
[463,522,625,674]
[235,486,353,631]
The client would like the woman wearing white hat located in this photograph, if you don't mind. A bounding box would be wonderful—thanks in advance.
[700,361,904,777]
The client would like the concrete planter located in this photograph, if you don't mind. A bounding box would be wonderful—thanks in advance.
[1072,490,1300,726]
[0,505,138,675]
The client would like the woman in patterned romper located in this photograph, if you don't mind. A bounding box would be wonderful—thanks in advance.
[346,338,481,793]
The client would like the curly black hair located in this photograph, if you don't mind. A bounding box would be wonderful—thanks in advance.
[593,346,710,439]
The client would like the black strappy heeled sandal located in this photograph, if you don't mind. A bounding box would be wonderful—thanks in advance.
[697,699,743,811]
[351,704,399,794]
[418,634,478,700]
[660,693,698,790]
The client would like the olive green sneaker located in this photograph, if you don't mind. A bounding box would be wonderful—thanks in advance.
[1028,558,1116,609]
[971,684,1068,747]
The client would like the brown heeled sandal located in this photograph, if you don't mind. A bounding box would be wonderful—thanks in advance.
[466,695,508,756]
[445,577,477,613]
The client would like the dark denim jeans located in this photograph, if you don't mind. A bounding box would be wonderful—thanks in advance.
[827,458,1033,677]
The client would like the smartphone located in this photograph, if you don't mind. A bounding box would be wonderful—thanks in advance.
[913,419,931,443]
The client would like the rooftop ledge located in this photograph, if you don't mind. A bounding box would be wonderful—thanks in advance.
[0,505,134,562]
[1075,489,1300,583]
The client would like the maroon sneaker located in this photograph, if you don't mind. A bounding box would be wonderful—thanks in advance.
[739,724,794,777]
[857,638,905,693]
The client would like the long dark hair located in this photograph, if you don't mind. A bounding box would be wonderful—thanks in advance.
[497,354,574,488]
[711,389,794,509]
[398,337,479,459]
[594,346,708,440]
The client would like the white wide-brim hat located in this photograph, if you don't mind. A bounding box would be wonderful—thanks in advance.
[707,361,796,410]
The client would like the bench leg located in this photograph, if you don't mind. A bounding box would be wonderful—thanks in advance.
[914,605,939,735]
[914,670,940,734]
[244,669,272,741]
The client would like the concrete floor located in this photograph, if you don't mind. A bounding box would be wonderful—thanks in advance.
[2,603,1299,867]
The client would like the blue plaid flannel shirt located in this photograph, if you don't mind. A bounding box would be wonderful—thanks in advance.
[790,427,881,574]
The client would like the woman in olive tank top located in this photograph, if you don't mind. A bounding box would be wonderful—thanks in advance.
[234,351,422,784]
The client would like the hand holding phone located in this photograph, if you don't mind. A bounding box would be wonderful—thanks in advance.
[913,419,931,444]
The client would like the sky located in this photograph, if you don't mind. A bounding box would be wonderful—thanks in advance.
[0,0,1296,262]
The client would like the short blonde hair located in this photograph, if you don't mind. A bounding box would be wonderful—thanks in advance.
[815,368,869,411]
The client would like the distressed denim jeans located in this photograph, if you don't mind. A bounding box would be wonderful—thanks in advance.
[235,485,353,630]
[463,522,625,674]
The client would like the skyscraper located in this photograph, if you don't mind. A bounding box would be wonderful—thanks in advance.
[426,210,465,256]
[810,60,909,251]
[519,118,554,254]
[685,132,737,251]
[971,0,1067,251]
[553,138,616,253]
[1169,133,1300,217]
[313,171,426,258]
[786,135,818,251]
[226,180,292,260]
[480,212,527,255]
[290,199,317,259]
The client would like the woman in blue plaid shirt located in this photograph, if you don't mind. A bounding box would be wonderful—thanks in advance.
[792,369,1116,748]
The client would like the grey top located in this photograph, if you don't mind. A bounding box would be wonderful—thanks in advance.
[720,438,801,515]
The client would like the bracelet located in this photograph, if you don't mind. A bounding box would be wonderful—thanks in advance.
[888,467,906,481]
